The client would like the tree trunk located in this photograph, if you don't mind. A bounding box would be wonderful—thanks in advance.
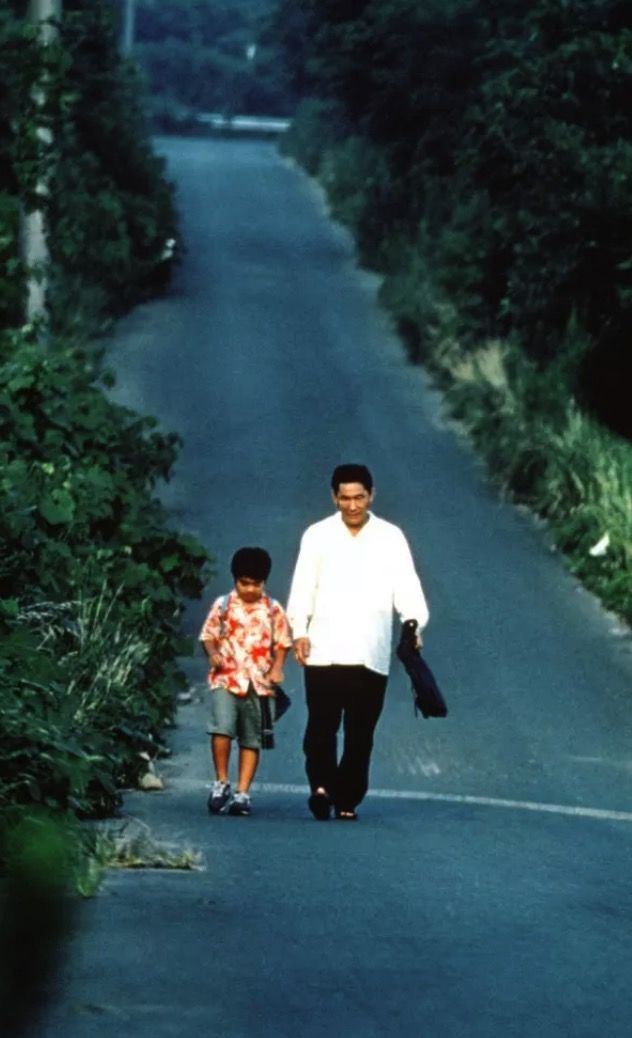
[121,0,136,54]
[21,0,62,328]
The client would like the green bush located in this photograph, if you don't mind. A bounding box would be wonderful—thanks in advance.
[0,4,213,905]
[279,97,345,175]
[433,333,632,623]
[0,327,212,819]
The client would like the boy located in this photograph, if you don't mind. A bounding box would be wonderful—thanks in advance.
[199,547,292,816]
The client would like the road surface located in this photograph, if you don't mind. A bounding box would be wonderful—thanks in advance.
[41,136,632,1038]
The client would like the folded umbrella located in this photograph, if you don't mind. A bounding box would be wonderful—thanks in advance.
[396,619,448,719]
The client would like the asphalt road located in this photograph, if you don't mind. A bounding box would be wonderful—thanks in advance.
[41,137,632,1038]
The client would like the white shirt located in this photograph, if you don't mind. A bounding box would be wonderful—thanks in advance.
[286,512,429,676]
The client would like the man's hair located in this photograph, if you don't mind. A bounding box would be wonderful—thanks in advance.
[331,463,373,493]
[231,547,272,581]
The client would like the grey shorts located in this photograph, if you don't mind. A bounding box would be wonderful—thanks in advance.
[208,685,263,750]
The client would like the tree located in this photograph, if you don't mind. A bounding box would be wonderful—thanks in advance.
[20,0,63,329]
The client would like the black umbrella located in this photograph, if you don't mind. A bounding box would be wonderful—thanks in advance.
[396,619,448,719]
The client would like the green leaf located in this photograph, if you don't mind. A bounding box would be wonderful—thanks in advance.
[38,488,76,525]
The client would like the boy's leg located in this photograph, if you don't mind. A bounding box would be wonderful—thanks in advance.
[228,687,262,815]
[207,689,237,813]
[211,734,231,782]
[236,747,260,793]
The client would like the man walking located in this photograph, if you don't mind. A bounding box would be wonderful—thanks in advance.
[287,463,429,821]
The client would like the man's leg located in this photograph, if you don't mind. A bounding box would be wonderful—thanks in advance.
[335,667,387,812]
[303,666,344,796]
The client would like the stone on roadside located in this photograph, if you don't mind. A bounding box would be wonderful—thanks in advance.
[139,771,164,791]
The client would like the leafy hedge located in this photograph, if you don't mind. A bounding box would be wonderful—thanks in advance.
[0,328,211,818]
[275,0,632,440]
[0,1,212,836]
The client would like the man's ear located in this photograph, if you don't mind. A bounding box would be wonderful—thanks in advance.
[331,489,339,507]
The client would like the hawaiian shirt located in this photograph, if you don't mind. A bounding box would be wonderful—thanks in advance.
[198,591,292,697]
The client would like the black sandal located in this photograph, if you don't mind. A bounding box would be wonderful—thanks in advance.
[335,809,358,821]
[308,790,332,821]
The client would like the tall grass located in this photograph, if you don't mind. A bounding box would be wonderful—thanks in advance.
[426,324,632,623]
[1,584,171,820]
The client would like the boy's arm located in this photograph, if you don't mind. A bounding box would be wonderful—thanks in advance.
[267,644,289,685]
[267,603,292,684]
[199,599,224,668]
[202,639,223,668]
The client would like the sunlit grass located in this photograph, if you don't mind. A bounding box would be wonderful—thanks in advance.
[428,325,632,623]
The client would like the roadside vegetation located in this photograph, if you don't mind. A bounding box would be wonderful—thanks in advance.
[0,0,211,929]
[272,0,632,626]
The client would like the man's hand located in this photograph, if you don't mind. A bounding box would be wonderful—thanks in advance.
[267,665,285,686]
[293,637,311,666]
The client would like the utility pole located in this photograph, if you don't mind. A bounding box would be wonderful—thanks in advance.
[121,0,136,55]
[21,0,62,329]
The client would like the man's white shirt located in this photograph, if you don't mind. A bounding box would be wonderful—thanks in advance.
[286,512,429,675]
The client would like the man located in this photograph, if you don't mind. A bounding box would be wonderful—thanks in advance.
[287,463,429,821]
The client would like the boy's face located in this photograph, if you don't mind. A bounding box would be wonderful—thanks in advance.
[235,576,265,603]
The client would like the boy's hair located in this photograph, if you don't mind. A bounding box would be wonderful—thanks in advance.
[231,547,272,581]
[331,463,373,494]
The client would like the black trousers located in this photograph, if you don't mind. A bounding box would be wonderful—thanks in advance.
[303,665,387,811]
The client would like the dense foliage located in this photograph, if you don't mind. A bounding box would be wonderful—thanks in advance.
[0,329,210,818]
[1,1,211,838]
[274,0,632,439]
[127,0,296,129]
[1,0,178,333]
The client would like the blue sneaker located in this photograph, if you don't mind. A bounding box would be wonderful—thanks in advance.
[228,791,251,816]
[208,780,231,814]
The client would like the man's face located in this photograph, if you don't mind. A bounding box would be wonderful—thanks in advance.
[235,577,265,603]
[332,481,373,530]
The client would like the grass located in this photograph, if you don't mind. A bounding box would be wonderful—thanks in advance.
[79,818,203,895]
[425,322,632,624]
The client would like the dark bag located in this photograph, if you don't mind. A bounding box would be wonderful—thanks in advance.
[259,687,292,751]
[396,619,448,719]
[273,684,292,721]
[260,696,275,750]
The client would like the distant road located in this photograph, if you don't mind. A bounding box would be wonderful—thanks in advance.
[196,112,291,134]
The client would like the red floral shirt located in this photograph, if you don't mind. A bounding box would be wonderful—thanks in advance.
[199,591,292,696]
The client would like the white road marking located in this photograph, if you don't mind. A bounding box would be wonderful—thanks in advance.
[253,782,632,824]
[416,757,441,777]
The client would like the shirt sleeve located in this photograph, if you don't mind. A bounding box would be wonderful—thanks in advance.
[286,527,319,640]
[392,529,430,631]
[198,597,222,643]
[271,601,293,648]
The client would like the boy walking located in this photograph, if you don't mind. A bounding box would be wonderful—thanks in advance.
[199,547,292,816]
